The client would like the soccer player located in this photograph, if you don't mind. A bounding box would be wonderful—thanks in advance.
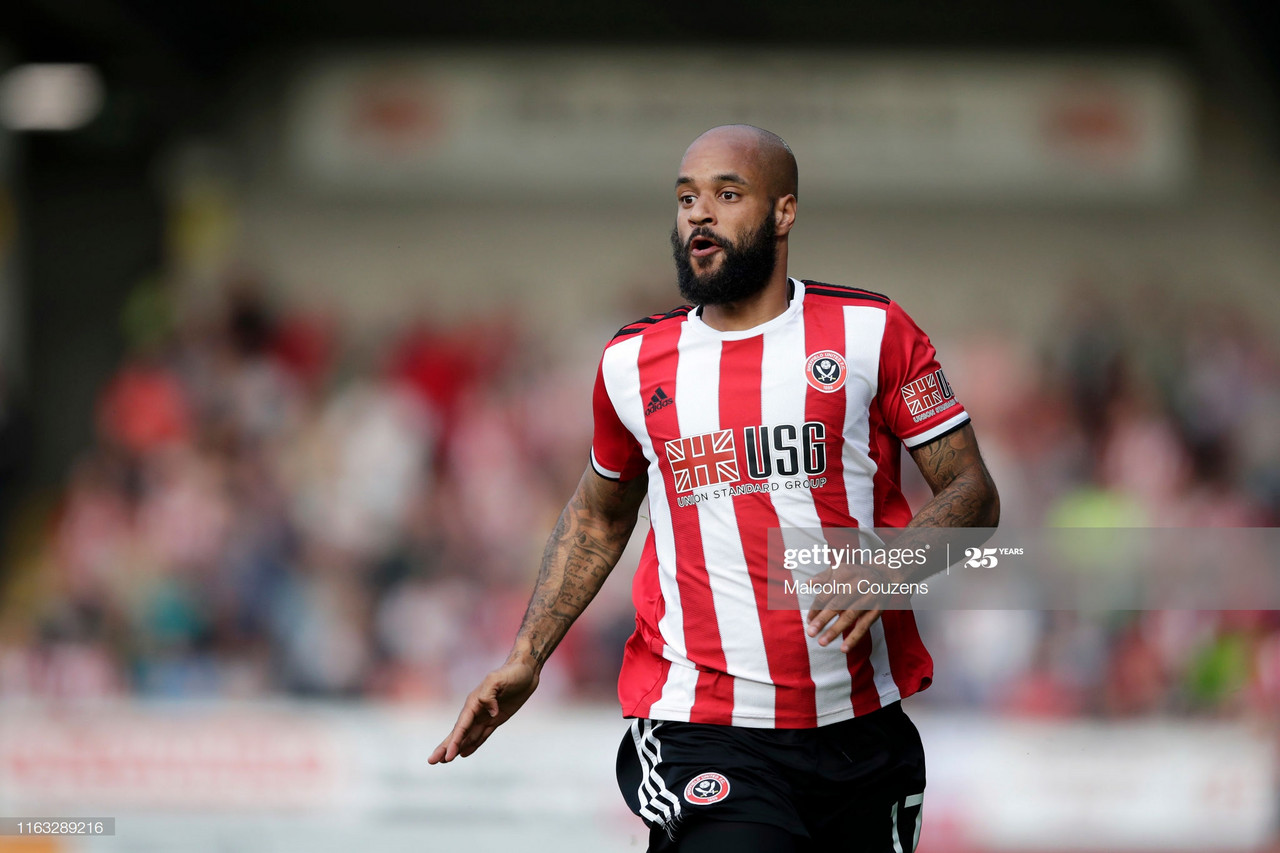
[429,125,1000,853]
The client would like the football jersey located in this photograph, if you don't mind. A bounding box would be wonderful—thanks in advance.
[592,279,969,728]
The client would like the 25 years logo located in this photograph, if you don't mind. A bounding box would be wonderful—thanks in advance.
[963,546,1024,568]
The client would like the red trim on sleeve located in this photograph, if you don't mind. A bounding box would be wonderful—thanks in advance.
[877,301,968,446]
[591,357,645,481]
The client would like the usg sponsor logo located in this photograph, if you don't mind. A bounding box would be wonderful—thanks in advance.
[744,423,826,479]
[666,430,739,493]
[665,423,827,494]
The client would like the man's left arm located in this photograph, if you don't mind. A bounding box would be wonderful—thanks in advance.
[905,423,999,531]
[807,423,999,649]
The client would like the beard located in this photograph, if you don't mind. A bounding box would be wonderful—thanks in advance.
[671,212,778,306]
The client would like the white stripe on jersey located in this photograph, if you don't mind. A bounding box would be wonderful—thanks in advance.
[760,313,856,719]
[841,305,898,701]
[602,330,706,719]
[601,334,695,717]
[868,618,902,705]
[673,325,775,725]
[649,660,699,721]
[903,409,970,448]
[840,306,886,529]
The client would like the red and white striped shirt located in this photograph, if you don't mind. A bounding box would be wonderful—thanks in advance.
[591,279,969,728]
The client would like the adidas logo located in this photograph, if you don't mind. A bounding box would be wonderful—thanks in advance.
[645,386,674,415]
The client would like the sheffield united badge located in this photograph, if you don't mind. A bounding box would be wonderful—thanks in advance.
[805,350,847,393]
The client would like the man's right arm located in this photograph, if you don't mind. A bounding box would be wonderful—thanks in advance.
[428,464,647,764]
[512,465,648,668]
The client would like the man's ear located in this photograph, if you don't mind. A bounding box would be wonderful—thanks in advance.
[775,194,797,236]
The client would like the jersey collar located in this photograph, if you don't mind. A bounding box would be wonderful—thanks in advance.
[685,278,806,341]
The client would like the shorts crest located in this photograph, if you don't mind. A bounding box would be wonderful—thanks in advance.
[684,772,731,805]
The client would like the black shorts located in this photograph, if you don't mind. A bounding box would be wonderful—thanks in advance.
[616,702,925,853]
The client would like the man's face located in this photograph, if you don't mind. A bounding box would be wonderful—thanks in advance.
[671,134,780,305]
[671,212,776,306]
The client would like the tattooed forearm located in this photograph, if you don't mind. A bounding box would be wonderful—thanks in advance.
[510,468,646,668]
[870,424,1002,586]
[835,425,998,589]
[906,424,1000,530]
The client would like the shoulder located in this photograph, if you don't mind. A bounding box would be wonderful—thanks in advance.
[607,304,694,346]
[801,281,935,355]
[800,279,892,308]
[801,280,924,331]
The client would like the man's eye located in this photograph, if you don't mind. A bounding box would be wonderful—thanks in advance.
[721,191,738,200]
[679,195,694,205]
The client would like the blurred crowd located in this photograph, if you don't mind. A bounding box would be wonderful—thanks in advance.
[916,279,1280,718]
[1,272,1279,719]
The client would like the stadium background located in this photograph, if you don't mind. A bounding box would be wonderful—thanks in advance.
[1,2,1279,851]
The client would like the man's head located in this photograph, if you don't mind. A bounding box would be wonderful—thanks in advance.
[671,125,798,306]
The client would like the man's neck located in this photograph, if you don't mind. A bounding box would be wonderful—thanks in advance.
[699,270,793,332]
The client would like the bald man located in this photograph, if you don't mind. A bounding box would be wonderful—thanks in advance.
[670,126,798,319]
[432,126,999,853]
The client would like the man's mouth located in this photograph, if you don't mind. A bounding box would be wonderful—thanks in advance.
[690,236,721,259]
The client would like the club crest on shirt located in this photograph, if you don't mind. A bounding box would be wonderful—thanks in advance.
[806,350,847,393]
[684,772,731,805]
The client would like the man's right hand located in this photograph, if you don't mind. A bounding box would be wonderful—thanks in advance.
[428,659,539,764]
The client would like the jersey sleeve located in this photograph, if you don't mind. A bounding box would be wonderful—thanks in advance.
[590,356,646,481]
[877,301,970,448]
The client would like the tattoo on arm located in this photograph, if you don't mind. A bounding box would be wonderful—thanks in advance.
[907,424,1000,530]
[513,467,646,667]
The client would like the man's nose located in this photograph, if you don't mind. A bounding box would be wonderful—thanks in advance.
[687,197,714,226]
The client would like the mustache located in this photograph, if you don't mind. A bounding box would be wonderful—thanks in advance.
[680,226,729,252]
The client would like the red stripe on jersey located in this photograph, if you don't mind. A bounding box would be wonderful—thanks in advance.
[801,307,856,531]
[881,610,934,696]
[621,529,672,718]
[720,336,818,726]
[803,302,884,717]
[867,407,935,697]
[868,410,909,530]
[639,329,733,725]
